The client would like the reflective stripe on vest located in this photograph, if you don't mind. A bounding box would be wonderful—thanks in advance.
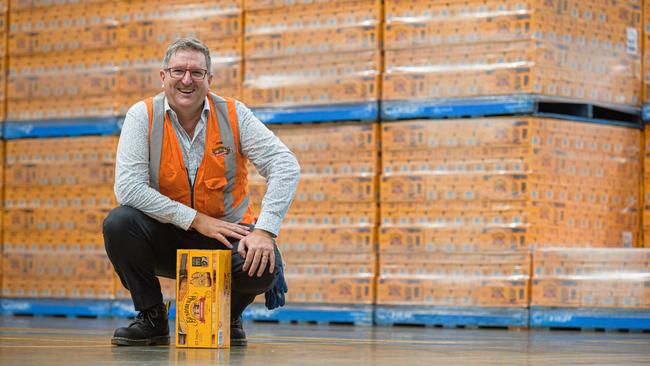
[147,92,255,224]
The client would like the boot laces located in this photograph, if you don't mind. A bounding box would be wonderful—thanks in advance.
[129,308,159,329]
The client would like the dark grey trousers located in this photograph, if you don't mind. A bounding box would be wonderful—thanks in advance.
[103,205,279,319]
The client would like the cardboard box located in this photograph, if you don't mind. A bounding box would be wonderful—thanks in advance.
[176,249,231,349]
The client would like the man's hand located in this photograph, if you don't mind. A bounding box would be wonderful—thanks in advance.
[190,212,251,248]
[239,229,275,277]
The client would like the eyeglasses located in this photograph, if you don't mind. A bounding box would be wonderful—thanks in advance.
[164,68,209,80]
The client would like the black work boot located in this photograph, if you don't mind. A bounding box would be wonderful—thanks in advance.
[112,303,170,346]
[231,316,247,346]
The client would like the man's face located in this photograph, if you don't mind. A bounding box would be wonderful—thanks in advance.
[160,49,213,112]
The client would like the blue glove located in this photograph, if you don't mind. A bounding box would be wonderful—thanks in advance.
[264,250,288,310]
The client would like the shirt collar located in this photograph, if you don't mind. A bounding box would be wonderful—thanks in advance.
[163,96,211,120]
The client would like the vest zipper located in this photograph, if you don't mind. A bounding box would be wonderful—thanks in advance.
[187,168,195,208]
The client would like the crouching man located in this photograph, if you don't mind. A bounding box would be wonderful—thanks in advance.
[103,37,299,346]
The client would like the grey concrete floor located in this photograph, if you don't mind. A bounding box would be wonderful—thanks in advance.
[1,315,649,365]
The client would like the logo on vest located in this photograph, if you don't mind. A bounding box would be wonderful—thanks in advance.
[212,143,232,157]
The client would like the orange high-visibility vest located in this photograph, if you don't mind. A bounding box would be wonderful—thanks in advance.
[145,92,256,224]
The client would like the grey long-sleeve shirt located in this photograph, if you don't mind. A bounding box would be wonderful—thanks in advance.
[114,96,300,236]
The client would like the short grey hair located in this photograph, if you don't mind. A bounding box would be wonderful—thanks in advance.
[162,38,212,73]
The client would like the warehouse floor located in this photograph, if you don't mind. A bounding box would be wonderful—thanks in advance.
[1,315,649,365]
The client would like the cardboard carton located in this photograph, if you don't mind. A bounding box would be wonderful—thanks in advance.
[176,250,231,348]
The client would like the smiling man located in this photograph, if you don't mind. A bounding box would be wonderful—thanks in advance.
[103,38,300,347]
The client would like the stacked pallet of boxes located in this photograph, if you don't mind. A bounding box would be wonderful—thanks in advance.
[242,0,381,109]
[0,0,6,121]
[248,123,379,308]
[644,0,650,248]
[1,137,116,300]
[524,0,648,325]
[0,141,3,296]
[645,0,650,104]
[645,123,650,248]
[377,118,642,315]
[3,0,243,308]
[377,0,644,325]
[378,119,537,312]
[530,247,650,329]
[7,0,242,121]
[7,0,120,120]
[532,248,650,309]
[0,1,6,293]
[383,0,640,105]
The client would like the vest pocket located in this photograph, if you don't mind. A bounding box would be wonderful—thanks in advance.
[204,176,227,190]
[202,176,227,218]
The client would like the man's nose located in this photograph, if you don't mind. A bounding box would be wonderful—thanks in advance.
[180,70,193,83]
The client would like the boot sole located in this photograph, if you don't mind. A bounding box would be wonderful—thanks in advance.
[231,338,248,347]
[111,335,170,346]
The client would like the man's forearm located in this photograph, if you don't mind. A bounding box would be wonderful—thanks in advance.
[254,154,300,236]
[115,180,197,230]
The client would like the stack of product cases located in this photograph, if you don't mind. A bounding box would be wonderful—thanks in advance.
[642,0,650,104]
[1,136,116,299]
[642,0,650,248]
[0,1,6,291]
[641,122,650,248]
[248,122,379,305]
[3,0,242,303]
[243,0,382,108]
[383,0,641,106]
[0,0,6,121]
[378,117,642,308]
[7,0,242,121]
[377,0,647,312]
[532,248,650,308]
[0,141,3,293]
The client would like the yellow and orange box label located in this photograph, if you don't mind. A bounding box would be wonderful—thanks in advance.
[176,249,231,348]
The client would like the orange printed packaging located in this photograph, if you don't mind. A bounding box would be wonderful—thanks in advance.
[176,250,231,348]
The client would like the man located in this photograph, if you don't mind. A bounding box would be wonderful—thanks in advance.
[103,37,300,347]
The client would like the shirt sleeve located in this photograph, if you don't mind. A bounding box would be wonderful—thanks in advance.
[237,101,300,236]
[114,101,198,230]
